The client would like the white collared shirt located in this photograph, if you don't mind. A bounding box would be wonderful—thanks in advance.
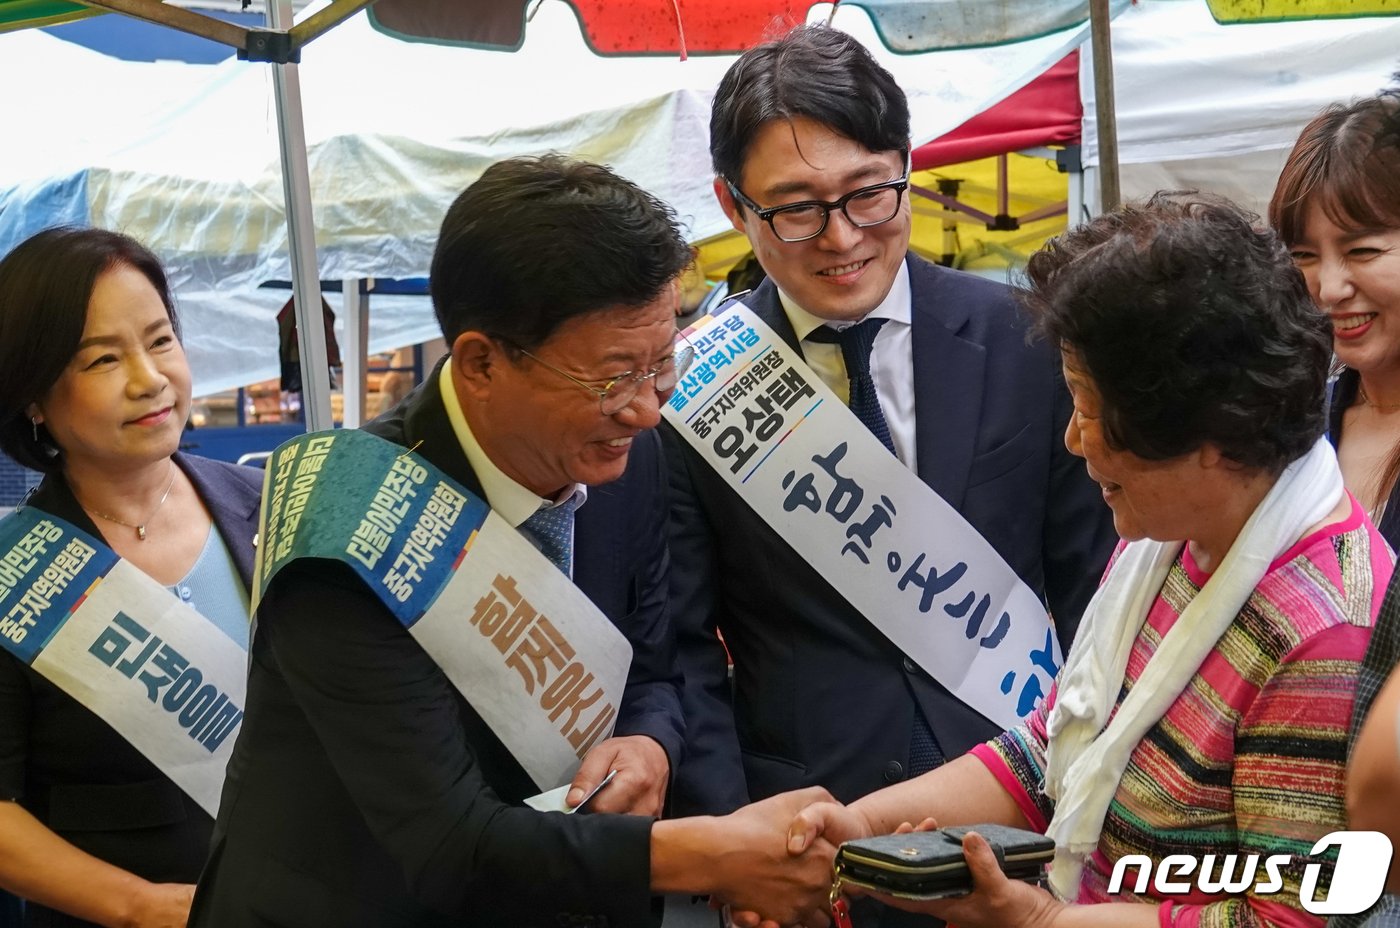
[438,361,587,568]
[778,261,917,471]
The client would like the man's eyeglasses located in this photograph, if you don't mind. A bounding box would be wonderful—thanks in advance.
[724,150,912,243]
[512,338,696,416]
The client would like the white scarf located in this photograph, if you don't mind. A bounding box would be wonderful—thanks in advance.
[1042,439,1344,900]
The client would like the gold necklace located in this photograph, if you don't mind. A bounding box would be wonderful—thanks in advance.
[1358,383,1400,411]
[81,462,178,541]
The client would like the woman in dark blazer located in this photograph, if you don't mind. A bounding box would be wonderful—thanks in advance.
[0,227,261,928]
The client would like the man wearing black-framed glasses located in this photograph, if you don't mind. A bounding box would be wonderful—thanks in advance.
[664,27,1117,923]
[722,150,912,245]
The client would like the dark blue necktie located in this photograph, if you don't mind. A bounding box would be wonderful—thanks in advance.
[809,318,896,455]
[809,317,944,776]
[521,496,580,577]
[907,708,945,776]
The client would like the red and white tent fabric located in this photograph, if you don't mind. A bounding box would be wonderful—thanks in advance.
[916,50,1081,171]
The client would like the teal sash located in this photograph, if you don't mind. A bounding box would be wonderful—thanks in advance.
[254,430,631,789]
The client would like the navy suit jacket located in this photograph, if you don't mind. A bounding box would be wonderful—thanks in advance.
[0,454,260,928]
[190,374,681,928]
[666,255,1116,814]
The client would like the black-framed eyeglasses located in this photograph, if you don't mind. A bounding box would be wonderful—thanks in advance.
[725,150,912,243]
[510,335,697,416]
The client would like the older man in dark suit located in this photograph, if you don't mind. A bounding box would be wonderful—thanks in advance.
[190,155,836,928]
[667,25,1117,837]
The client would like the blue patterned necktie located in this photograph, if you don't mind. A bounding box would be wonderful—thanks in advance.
[521,496,580,577]
[809,317,896,455]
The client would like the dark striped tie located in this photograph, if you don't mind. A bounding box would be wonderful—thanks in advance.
[809,318,897,455]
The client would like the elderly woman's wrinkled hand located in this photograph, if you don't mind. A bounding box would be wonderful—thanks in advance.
[860,830,1064,928]
[784,799,876,856]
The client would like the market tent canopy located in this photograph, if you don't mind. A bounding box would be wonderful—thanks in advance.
[5,0,1388,411]
[0,3,1085,282]
[1205,0,1400,22]
[30,7,269,62]
[0,0,361,50]
[1079,0,1400,216]
[0,4,1085,397]
[365,0,1395,53]
[4,0,1392,52]
[0,0,1127,53]
[0,0,99,30]
[368,0,1122,54]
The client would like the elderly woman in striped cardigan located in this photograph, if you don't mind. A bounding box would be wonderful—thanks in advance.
[756,192,1394,928]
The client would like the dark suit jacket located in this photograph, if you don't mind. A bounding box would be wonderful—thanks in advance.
[0,454,261,928]
[667,255,1116,815]
[190,376,682,928]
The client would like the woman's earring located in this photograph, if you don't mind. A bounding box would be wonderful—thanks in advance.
[31,417,38,442]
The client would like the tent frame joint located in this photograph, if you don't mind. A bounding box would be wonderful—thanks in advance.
[1056,144,1083,174]
[239,28,299,64]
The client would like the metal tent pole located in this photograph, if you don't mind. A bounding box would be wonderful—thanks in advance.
[268,0,333,432]
[341,278,369,428]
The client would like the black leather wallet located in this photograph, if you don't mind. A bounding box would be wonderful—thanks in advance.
[835,824,1055,899]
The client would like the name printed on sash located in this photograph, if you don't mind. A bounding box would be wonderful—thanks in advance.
[664,306,1060,728]
[471,574,617,759]
[255,430,632,788]
[88,611,243,753]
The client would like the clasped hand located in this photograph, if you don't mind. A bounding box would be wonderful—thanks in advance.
[726,803,1065,928]
[703,788,845,928]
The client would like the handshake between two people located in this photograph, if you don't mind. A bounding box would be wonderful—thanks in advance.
[650,786,861,928]
[652,784,1068,928]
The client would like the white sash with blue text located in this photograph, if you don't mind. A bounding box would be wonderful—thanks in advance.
[662,303,1060,729]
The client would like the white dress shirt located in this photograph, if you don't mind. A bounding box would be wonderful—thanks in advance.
[438,361,587,570]
[777,261,918,471]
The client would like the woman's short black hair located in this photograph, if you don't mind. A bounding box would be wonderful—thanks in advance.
[430,154,692,350]
[709,25,910,188]
[1022,192,1329,475]
[0,226,178,473]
